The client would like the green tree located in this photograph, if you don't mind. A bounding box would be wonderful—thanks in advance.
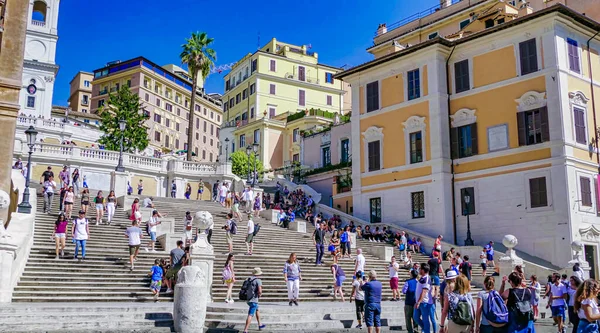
[180,32,216,161]
[230,150,264,179]
[98,86,150,152]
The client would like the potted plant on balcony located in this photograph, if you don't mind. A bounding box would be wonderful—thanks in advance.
[336,170,352,193]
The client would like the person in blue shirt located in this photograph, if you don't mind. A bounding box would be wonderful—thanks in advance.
[149,258,163,302]
[361,270,383,333]
[403,270,419,333]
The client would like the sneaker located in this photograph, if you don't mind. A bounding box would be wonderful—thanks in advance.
[229,299,234,303]
[225,299,230,304]
[166,288,173,294]
[154,294,159,303]
[55,256,59,260]
[289,301,293,306]
[145,248,149,252]
[356,324,363,329]
[151,249,157,253]
[258,325,266,330]
[73,257,78,261]
[293,300,298,306]
[60,250,65,257]
[130,265,134,271]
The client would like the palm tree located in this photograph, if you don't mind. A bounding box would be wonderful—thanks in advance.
[180,32,216,161]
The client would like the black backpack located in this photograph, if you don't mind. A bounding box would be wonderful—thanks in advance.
[512,288,533,324]
[452,295,474,325]
[239,278,256,301]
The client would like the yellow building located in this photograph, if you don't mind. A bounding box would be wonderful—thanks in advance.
[68,71,93,114]
[337,2,600,271]
[220,38,348,170]
[90,57,223,160]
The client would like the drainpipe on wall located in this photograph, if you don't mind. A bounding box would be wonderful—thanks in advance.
[446,45,457,245]
[587,31,600,173]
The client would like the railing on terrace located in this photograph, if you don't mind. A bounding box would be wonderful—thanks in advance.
[180,161,218,173]
[284,72,320,85]
[375,0,464,36]
[287,109,349,123]
[31,19,45,27]
[17,115,98,130]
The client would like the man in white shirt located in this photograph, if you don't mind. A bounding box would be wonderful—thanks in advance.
[549,273,568,333]
[243,187,254,212]
[145,210,161,252]
[355,248,366,275]
[42,175,57,214]
[126,220,143,270]
[71,210,89,261]
[219,183,228,206]
[245,215,255,255]
[400,231,408,260]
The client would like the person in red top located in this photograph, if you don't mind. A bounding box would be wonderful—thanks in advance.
[433,235,443,254]
[52,213,69,260]
[130,198,141,222]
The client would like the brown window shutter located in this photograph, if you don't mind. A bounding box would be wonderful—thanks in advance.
[470,123,478,155]
[540,107,550,142]
[517,112,527,146]
[450,127,459,159]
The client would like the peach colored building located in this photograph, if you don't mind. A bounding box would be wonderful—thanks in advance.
[68,71,93,113]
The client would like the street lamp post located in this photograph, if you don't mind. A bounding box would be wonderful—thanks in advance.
[17,126,38,214]
[224,137,230,162]
[252,143,259,187]
[245,145,252,185]
[115,119,126,172]
[464,194,474,246]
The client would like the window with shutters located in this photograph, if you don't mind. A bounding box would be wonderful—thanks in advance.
[341,139,350,163]
[254,129,260,143]
[322,146,331,167]
[239,134,246,148]
[519,38,538,75]
[236,93,241,104]
[299,90,305,106]
[251,59,257,73]
[269,107,276,118]
[366,81,379,112]
[327,95,332,106]
[410,131,423,163]
[451,123,478,158]
[298,66,306,81]
[367,140,381,172]
[460,187,476,215]
[270,60,276,72]
[325,73,334,84]
[411,191,425,219]
[250,84,255,95]
[529,177,548,208]
[581,176,592,207]
[242,89,248,100]
[293,128,299,143]
[269,84,276,95]
[250,107,255,118]
[573,107,587,144]
[567,38,581,73]
[154,131,161,142]
[408,69,420,100]
[175,139,179,149]
[203,121,207,132]
[370,198,381,223]
[517,107,549,146]
[454,60,470,93]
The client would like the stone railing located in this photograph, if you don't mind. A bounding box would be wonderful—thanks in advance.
[16,116,103,145]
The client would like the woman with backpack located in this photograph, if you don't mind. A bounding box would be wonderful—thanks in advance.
[283,252,302,306]
[222,253,236,303]
[574,279,600,333]
[476,276,508,333]
[331,258,346,302]
[439,274,475,333]
[500,272,534,333]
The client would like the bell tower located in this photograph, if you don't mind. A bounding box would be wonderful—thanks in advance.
[19,0,60,118]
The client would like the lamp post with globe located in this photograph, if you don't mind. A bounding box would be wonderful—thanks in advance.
[17,126,38,214]
[251,143,259,187]
[224,137,229,162]
[115,119,126,172]
[464,193,474,246]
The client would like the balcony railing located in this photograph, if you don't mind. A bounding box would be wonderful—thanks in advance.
[287,108,349,123]
[284,72,320,84]
[99,89,108,96]
[376,0,468,36]
[31,19,45,27]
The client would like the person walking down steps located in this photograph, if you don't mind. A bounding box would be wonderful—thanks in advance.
[241,267,266,333]
[283,252,302,306]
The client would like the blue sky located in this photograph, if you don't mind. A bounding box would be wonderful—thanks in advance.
[53,0,439,106]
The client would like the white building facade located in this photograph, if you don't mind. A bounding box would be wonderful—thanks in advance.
[19,0,60,118]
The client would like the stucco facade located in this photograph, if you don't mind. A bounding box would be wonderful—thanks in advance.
[338,4,600,272]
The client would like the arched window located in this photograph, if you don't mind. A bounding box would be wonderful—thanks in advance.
[32,1,47,24]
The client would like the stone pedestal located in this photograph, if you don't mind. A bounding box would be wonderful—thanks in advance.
[371,246,394,262]
[173,265,208,333]
[289,221,306,233]
[156,218,175,237]
[498,234,524,278]
[190,232,215,302]
[110,171,129,199]
[139,208,153,221]
[260,209,279,224]
[157,234,182,252]
[0,241,18,303]
[568,240,591,280]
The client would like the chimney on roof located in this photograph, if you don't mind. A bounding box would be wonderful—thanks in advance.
[440,0,452,9]
[376,23,387,36]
